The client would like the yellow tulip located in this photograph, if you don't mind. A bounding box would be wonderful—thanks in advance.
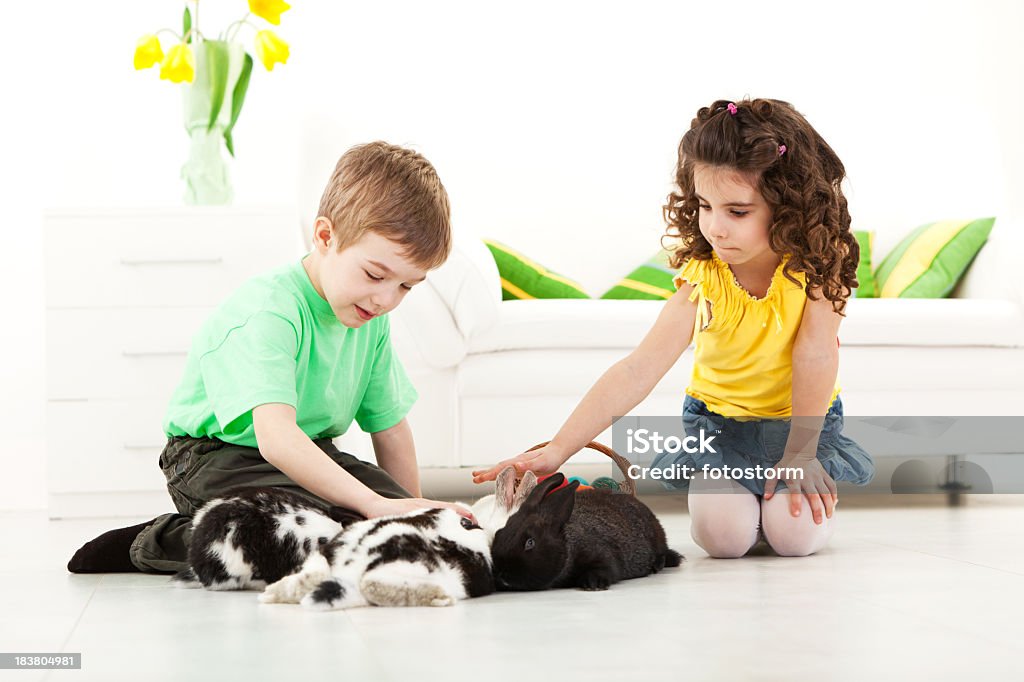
[160,43,195,83]
[133,34,164,70]
[248,0,291,26]
[254,30,290,71]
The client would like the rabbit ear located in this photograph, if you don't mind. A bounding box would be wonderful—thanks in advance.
[512,470,538,509]
[541,480,579,526]
[495,466,517,511]
[522,473,567,510]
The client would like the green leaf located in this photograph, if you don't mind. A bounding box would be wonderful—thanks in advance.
[223,52,253,157]
[183,7,192,43]
[204,41,230,132]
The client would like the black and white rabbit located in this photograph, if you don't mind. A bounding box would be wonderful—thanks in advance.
[172,487,358,591]
[259,506,494,609]
[491,473,683,591]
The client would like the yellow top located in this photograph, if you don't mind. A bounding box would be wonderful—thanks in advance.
[674,253,840,419]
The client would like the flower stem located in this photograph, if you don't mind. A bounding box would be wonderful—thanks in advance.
[226,13,254,43]
[159,26,202,44]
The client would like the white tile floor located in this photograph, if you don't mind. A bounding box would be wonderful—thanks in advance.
[2,495,1023,682]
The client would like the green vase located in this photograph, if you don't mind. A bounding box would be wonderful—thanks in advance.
[180,41,247,205]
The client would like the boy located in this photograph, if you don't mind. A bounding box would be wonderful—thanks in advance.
[68,142,471,574]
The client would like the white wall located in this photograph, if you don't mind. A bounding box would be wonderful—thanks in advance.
[2,0,1021,510]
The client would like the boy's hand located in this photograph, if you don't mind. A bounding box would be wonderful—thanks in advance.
[471,444,567,484]
[362,496,477,524]
[763,456,838,524]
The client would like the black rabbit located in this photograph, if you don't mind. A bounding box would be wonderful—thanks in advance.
[490,473,683,591]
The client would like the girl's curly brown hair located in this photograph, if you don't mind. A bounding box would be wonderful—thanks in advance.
[663,98,858,314]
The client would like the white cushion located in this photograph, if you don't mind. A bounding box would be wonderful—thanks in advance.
[842,298,1024,347]
[465,297,1024,354]
[458,345,1024,398]
[424,227,501,340]
[952,226,1023,304]
[467,299,661,353]
[391,283,467,369]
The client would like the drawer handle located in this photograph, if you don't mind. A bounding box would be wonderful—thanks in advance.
[121,350,188,358]
[119,257,224,266]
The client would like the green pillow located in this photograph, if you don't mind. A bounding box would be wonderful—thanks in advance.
[601,249,677,300]
[484,239,589,300]
[875,218,995,298]
[852,230,878,298]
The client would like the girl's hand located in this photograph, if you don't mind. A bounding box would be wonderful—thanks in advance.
[763,456,838,524]
[362,496,477,524]
[471,444,568,484]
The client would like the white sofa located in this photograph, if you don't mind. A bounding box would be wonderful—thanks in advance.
[389,226,1024,471]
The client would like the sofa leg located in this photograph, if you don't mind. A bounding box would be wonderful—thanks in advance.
[939,454,970,507]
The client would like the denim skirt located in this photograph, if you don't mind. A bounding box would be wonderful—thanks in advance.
[650,394,875,496]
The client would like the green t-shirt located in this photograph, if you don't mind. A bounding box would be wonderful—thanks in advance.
[163,257,417,447]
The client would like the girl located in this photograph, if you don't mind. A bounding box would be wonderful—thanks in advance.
[472,98,874,558]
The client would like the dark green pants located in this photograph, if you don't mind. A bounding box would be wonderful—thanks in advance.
[130,436,412,573]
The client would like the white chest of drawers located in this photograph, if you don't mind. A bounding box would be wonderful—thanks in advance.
[44,207,305,517]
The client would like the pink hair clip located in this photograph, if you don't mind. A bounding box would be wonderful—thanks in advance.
[727,103,738,115]
[778,144,787,156]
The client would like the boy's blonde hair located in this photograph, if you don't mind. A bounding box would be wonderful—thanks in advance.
[317,142,452,269]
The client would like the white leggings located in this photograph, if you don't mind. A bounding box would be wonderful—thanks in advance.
[687,474,835,558]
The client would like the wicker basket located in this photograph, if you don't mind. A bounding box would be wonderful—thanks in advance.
[526,440,637,496]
